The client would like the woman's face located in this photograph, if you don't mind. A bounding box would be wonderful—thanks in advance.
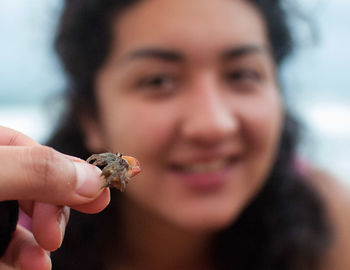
[87,0,283,231]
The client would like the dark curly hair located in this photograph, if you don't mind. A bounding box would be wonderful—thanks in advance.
[49,0,332,269]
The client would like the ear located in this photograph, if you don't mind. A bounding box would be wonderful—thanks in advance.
[80,115,106,153]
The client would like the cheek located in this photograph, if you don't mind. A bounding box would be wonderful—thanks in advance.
[241,93,283,184]
[109,103,176,155]
[218,94,283,223]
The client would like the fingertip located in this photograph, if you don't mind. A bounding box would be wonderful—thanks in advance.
[32,203,63,252]
[71,187,111,214]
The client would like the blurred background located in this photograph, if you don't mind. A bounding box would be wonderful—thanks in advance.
[0,0,349,184]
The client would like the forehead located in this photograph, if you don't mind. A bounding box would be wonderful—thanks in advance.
[112,0,268,59]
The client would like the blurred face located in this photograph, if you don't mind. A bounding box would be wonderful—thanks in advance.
[86,0,283,231]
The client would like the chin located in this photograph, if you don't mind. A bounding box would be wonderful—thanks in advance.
[171,205,242,233]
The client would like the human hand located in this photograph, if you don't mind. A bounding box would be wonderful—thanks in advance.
[0,126,110,270]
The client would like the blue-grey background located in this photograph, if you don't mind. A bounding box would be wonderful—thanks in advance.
[0,0,349,183]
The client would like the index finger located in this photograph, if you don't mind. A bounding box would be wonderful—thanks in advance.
[0,145,105,205]
[0,126,39,146]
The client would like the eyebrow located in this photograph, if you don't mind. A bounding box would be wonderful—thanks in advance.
[122,48,184,63]
[222,45,268,60]
[120,44,267,64]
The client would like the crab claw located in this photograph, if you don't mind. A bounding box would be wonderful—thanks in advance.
[122,156,141,178]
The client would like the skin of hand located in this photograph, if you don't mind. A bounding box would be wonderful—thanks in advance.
[0,126,110,270]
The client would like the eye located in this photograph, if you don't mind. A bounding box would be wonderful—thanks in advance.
[226,69,262,83]
[137,74,176,93]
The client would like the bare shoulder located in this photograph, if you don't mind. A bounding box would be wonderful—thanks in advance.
[307,167,350,270]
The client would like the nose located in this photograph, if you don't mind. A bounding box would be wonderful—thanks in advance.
[180,79,239,145]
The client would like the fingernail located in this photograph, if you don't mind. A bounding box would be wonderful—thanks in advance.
[58,212,66,244]
[74,162,102,197]
[57,206,69,244]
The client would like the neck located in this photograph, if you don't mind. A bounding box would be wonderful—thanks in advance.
[109,197,213,270]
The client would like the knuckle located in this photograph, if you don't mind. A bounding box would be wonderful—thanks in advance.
[7,131,20,146]
[28,146,61,191]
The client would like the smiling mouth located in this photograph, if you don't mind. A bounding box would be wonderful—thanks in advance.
[170,156,238,174]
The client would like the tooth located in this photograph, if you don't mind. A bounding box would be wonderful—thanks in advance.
[207,160,225,171]
[182,159,228,173]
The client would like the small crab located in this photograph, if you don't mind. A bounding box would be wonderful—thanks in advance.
[86,152,141,192]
